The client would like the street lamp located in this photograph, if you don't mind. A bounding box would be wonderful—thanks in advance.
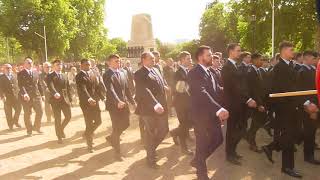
[35,26,48,62]
[250,15,257,52]
[269,0,275,57]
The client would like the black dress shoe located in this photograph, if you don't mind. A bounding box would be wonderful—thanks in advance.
[62,132,66,138]
[181,148,194,156]
[249,144,263,153]
[281,168,302,178]
[27,132,32,137]
[170,132,179,145]
[262,146,274,163]
[190,159,197,168]
[226,156,242,166]
[147,161,160,169]
[305,158,320,165]
[234,153,243,159]
[196,173,210,180]
[57,138,63,144]
[115,153,124,161]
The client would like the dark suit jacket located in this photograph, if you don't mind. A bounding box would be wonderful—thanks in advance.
[221,60,249,111]
[76,70,103,107]
[163,65,175,89]
[247,66,266,106]
[47,71,72,105]
[123,66,135,94]
[209,68,223,86]
[17,69,43,99]
[103,68,134,112]
[173,66,190,109]
[187,64,223,125]
[0,73,19,102]
[297,65,317,105]
[134,66,167,116]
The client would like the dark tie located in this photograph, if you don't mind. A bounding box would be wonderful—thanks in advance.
[115,71,120,79]
[289,61,294,69]
[207,70,216,91]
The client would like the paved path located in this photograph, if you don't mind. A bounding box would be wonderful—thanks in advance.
[0,103,319,180]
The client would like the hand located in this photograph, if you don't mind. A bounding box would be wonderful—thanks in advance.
[117,101,126,109]
[305,103,319,114]
[54,93,61,99]
[217,109,229,122]
[154,104,164,114]
[258,106,266,112]
[24,94,30,102]
[310,112,318,120]
[88,98,96,106]
[164,86,170,92]
[248,99,257,108]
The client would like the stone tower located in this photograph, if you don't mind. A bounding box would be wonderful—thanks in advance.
[127,14,156,69]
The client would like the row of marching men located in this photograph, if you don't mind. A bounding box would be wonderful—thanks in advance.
[0,41,319,179]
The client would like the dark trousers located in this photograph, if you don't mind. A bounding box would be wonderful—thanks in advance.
[80,104,102,139]
[44,93,53,122]
[303,113,317,160]
[226,108,246,157]
[51,102,71,139]
[247,110,268,145]
[267,108,297,169]
[193,119,223,177]
[4,99,21,129]
[21,97,43,134]
[172,106,192,148]
[141,115,169,162]
[139,116,145,142]
[109,108,130,152]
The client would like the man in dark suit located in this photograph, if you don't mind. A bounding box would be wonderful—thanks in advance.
[221,43,257,165]
[47,59,72,144]
[170,51,193,155]
[152,51,163,76]
[18,57,44,136]
[188,46,229,180]
[103,54,135,161]
[0,64,22,130]
[296,51,320,165]
[262,41,305,178]
[39,62,53,122]
[163,58,175,116]
[135,52,169,169]
[245,53,268,152]
[210,55,223,86]
[123,60,135,95]
[76,59,105,153]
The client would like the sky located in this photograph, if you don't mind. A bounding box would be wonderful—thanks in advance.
[104,0,230,43]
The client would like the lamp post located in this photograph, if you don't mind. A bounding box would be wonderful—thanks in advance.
[250,15,257,52]
[35,26,48,62]
[270,0,275,57]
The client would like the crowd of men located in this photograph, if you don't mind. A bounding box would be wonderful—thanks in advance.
[0,41,319,179]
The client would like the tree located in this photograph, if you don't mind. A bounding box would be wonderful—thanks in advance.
[110,37,128,57]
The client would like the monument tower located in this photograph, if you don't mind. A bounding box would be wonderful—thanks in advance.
[127,13,156,69]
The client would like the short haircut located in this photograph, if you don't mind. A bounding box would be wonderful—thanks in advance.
[240,51,251,60]
[80,58,89,64]
[152,51,160,56]
[107,54,120,61]
[178,51,191,61]
[195,45,211,61]
[303,50,315,57]
[227,43,240,54]
[279,41,293,52]
[52,59,61,65]
[251,53,262,61]
[141,52,151,61]
[25,56,33,61]
[213,55,220,59]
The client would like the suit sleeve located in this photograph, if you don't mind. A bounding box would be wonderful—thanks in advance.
[103,73,121,105]
[134,71,159,108]
[76,74,92,100]
[188,71,222,112]
[47,74,58,95]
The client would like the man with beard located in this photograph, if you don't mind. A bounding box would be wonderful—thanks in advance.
[188,46,229,180]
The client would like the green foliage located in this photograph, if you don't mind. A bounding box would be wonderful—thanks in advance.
[110,37,128,57]
[0,0,113,62]
[200,0,318,54]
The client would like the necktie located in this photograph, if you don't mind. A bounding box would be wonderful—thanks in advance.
[115,71,120,80]
[207,70,216,91]
[289,61,294,69]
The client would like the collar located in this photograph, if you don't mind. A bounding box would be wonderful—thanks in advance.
[252,65,259,71]
[281,57,290,65]
[311,65,316,70]
[144,66,152,72]
[110,67,119,73]
[179,64,188,72]
[228,58,237,66]
[198,63,209,74]
[302,64,312,70]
